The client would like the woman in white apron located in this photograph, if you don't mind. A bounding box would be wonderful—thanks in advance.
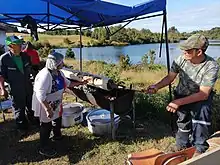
[32,51,87,157]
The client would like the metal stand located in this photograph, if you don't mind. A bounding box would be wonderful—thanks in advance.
[130,84,136,130]
[79,26,83,72]
[132,99,136,130]
[110,99,115,140]
[109,96,136,140]
[2,111,5,121]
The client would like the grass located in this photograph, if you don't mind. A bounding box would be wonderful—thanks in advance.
[0,111,175,165]
[1,59,220,164]
[120,69,168,90]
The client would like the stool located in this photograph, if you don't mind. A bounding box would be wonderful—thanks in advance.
[126,147,196,165]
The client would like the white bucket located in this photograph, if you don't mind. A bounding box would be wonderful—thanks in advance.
[62,103,84,127]
[86,109,120,135]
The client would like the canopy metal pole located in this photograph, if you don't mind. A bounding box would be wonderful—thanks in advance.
[159,17,165,58]
[164,10,176,133]
[79,26,82,71]
[47,2,50,30]
[163,10,172,101]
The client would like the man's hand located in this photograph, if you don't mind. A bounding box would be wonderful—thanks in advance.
[166,100,182,113]
[145,72,177,94]
[146,85,158,94]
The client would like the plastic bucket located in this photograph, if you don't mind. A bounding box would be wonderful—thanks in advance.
[86,109,120,135]
[62,103,84,127]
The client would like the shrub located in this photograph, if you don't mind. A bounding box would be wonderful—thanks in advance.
[87,60,107,66]
[141,49,156,65]
[141,53,149,66]
[130,64,144,72]
[32,41,43,50]
[66,48,75,59]
[148,64,164,71]
[87,41,91,47]
[102,64,121,83]
[38,46,53,58]
[119,54,131,70]
[134,92,170,122]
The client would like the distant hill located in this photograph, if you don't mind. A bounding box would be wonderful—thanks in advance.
[188,27,220,40]
[7,26,220,47]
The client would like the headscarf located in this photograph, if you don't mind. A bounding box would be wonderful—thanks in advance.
[45,51,64,70]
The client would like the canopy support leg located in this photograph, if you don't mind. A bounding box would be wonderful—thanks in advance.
[163,10,172,102]
[79,26,83,71]
[47,2,50,30]
[164,10,176,134]
[159,16,165,58]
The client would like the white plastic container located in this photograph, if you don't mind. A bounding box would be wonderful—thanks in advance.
[86,109,120,135]
[62,103,84,127]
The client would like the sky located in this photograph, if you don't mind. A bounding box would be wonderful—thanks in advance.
[103,0,220,32]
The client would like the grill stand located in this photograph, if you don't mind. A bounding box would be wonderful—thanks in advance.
[68,84,136,140]
[110,99,115,140]
[109,97,136,140]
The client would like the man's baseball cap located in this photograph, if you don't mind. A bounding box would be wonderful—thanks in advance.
[179,34,209,51]
[5,35,23,46]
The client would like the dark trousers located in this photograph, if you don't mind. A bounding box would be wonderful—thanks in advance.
[175,92,213,153]
[40,117,62,148]
[13,95,37,130]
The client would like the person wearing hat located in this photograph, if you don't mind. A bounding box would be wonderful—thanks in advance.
[0,35,38,132]
[146,34,219,156]
[23,41,40,78]
[32,51,88,157]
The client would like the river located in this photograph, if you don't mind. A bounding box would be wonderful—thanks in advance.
[56,41,220,66]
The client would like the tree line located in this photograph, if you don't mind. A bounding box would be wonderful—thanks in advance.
[41,26,220,45]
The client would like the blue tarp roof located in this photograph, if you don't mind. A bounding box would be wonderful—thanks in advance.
[0,0,166,29]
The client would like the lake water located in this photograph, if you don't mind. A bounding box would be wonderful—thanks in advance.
[56,42,220,67]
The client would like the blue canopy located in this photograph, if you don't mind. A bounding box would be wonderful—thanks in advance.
[0,0,166,29]
[0,0,169,78]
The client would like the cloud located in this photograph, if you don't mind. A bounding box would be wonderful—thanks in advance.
[167,3,220,32]
[126,2,220,32]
